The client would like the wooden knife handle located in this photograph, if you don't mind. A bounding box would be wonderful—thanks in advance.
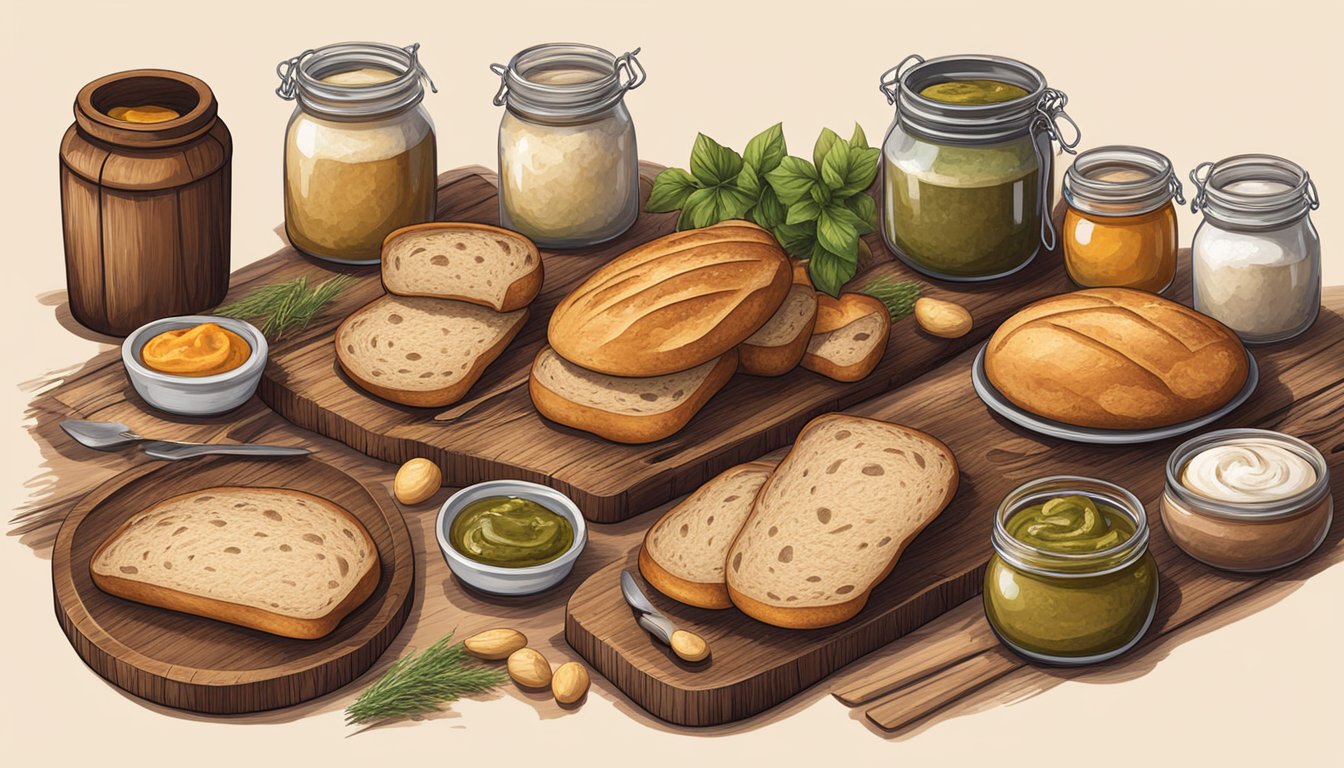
[670,629,710,662]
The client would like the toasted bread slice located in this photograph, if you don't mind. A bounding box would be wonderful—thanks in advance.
[740,262,817,376]
[802,293,891,382]
[381,222,542,312]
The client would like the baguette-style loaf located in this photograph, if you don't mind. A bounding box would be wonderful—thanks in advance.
[529,346,737,444]
[725,415,958,629]
[548,221,791,376]
[381,222,542,312]
[740,261,817,377]
[985,288,1249,430]
[90,487,379,640]
[639,462,774,609]
[801,293,891,382]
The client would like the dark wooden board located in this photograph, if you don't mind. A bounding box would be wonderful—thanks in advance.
[563,285,1344,727]
[51,455,415,714]
[257,164,1080,523]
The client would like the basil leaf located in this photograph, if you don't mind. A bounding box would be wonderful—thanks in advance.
[808,248,846,297]
[845,194,878,235]
[752,186,786,229]
[820,141,853,191]
[689,133,743,187]
[817,205,860,259]
[766,156,820,205]
[812,127,844,170]
[744,123,787,175]
[850,123,869,150]
[715,184,756,220]
[809,183,832,205]
[735,163,762,200]
[646,168,700,213]
[836,146,880,196]
[825,201,867,232]
[786,198,822,225]
[678,186,720,230]
[773,221,817,258]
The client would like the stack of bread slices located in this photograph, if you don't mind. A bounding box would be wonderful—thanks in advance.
[531,221,894,443]
[336,223,543,408]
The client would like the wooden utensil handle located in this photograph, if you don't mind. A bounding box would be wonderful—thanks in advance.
[671,629,709,663]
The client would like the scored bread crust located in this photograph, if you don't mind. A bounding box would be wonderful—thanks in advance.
[724,415,959,630]
[740,262,818,377]
[984,287,1249,430]
[638,461,775,609]
[548,221,791,376]
[529,347,738,444]
[801,293,891,383]
[380,222,543,312]
[336,295,528,408]
[89,488,381,640]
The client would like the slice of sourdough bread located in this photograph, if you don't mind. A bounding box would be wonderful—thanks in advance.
[90,487,380,640]
[801,293,891,382]
[639,462,774,609]
[740,262,817,377]
[725,414,958,629]
[337,294,528,408]
[382,223,542,312]
[529,346,737,444]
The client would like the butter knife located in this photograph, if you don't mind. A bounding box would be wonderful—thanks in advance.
[620,570,710,663]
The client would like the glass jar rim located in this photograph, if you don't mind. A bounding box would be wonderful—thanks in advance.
[277,42,434,120]
[493,43,644,122]
[1164,428,1331,520]
[886,54,1049,144]
[1064,145,1182,217]
[1191,154,1317,230]
[991,475,1150,578]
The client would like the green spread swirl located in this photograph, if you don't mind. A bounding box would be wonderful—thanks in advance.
[449,496,574,568]
[920,79,1029,105]
[1006,496,1136,553]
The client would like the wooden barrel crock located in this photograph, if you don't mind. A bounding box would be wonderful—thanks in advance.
[60,69,232,336]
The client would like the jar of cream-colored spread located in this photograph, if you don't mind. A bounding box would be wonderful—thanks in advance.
[1189,155,1321,344]
[491,44,645,248]
[1162,429,1332,572]
[276,42,439,264]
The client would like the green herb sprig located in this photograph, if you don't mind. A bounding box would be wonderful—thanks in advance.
[214,275,354,339]
[861,277,922,322]
[647,123,880,297]
[344,633,506,726]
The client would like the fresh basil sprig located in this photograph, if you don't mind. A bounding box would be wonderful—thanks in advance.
[648,123,880,297]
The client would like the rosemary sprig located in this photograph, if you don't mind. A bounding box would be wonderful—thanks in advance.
[344,633,506,726]
[861,276,923,322]
[214,275,354,339]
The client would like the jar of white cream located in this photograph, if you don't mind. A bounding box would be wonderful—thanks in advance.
[1161,428,1332,572]
[1189,154,1321,344]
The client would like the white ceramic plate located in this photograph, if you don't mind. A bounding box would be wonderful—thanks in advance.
[970,344,1259,445]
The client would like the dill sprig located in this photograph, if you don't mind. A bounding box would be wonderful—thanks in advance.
[861,276,922,322]
[344,633,507,726]
[214,275,355,339]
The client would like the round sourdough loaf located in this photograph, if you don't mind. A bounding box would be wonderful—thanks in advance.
[547,221,791,376]
[985,288,1249,430]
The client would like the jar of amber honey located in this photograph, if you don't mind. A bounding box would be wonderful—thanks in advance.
[1062,146,1184,293]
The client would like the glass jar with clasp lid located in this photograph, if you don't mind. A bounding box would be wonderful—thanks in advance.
[878,54,1081,281]
[491,44,646,249]
[276,42,439,264]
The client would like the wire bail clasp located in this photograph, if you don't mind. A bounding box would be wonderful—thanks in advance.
[1188,161,1215,213]
[879,54,925,105]
[1031,88,1081,251]
[404,42,438,95]
[275,49,314,100]
[614,48,646,94]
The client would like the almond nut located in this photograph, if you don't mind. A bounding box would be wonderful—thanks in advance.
[507,648,552,689]
[394,458,442,505]
[914,297,973,339]
[551,661,590,705]
[464,628,528,660]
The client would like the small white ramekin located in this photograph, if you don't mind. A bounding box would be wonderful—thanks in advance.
[435,480,588,596]
[121,315,268,417]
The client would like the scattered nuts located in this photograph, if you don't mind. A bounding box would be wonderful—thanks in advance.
[670,629,710,663]
[464,628,528,660]
[394,458,442,505]
[551,661,590,705]
[507,647,552,689]
[914,297,973,339]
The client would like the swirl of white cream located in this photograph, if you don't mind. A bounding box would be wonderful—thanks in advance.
[1181,438,1317,503]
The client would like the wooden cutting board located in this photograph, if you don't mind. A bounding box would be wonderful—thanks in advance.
[564,283,1344,727]
[51,455,415,714]
[258,164,1079,523]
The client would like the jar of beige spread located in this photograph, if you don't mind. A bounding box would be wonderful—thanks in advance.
[1162,429,1332,572]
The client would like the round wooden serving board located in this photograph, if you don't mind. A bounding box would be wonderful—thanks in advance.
[51,456,415,714]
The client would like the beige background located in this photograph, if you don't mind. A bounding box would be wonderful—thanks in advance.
[2,0,1341,765]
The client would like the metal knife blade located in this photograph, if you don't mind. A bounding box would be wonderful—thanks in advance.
[620,570,664,619]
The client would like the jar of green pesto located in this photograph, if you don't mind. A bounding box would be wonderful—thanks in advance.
[983,476,1158,665]
[878,55,1081,281]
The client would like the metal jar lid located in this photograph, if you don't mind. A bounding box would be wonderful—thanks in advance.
[1190,154,1319,231]
[276,42,437,121]
[491,43,645,123]
[1064,145,1184,217]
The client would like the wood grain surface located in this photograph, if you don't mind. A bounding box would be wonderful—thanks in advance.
[256,164,1081,523]
[564,284,1344,727]
[50,455,415,714]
